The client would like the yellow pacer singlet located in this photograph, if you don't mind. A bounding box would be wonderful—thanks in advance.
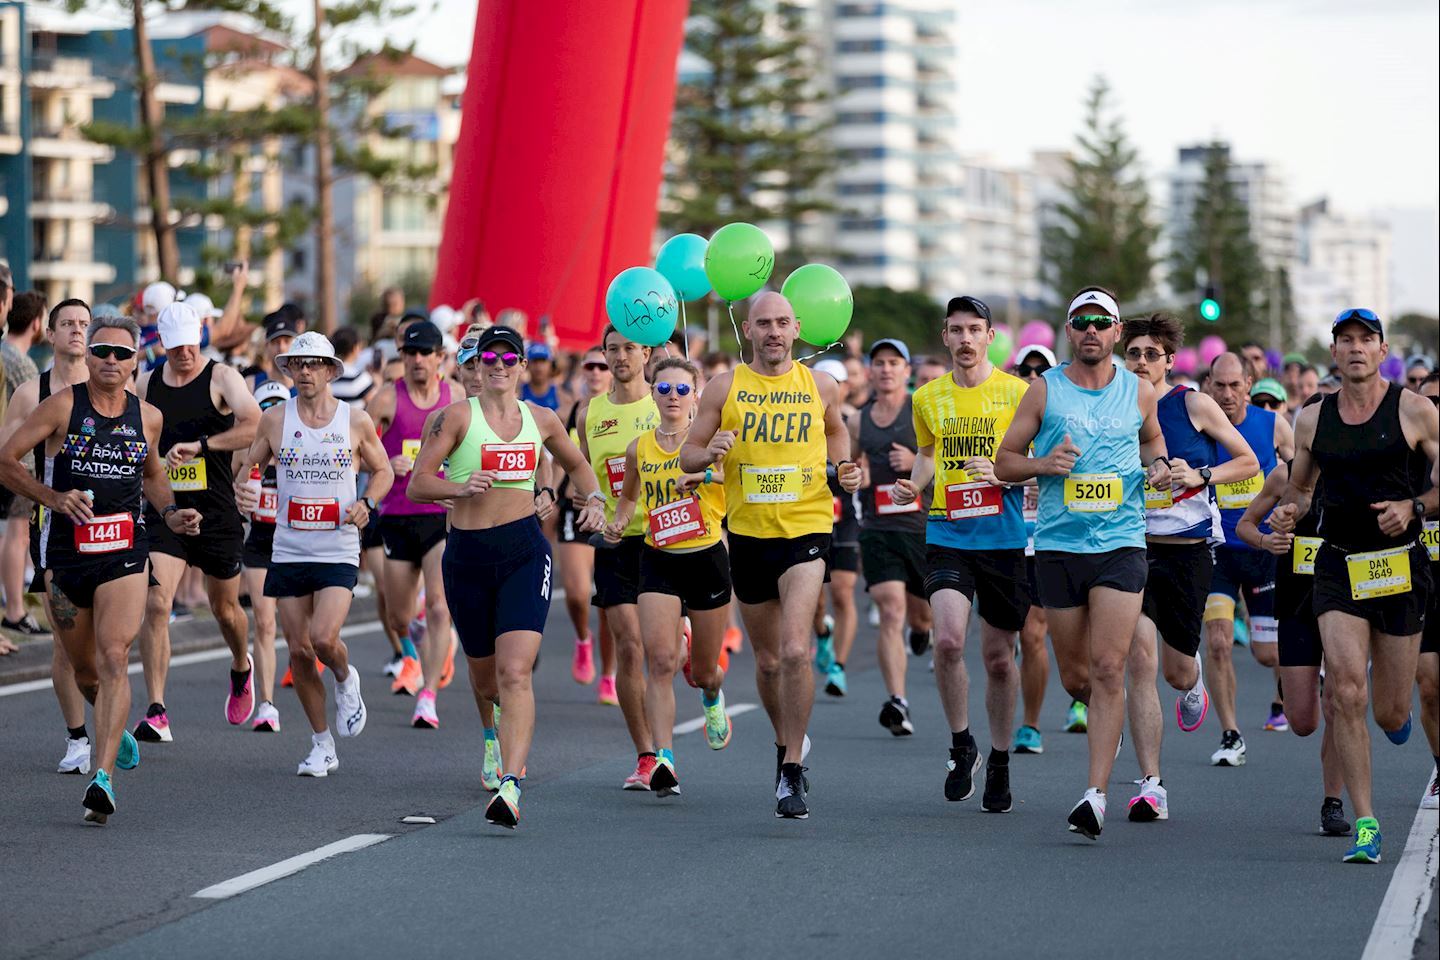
[721,362,830,538]
[586,392,660,537]
[635,431,726,551]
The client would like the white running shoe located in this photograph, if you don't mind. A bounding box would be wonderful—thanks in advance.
[57,736,91,775]
[1423,770,1439,811]
[1067,788,1106,839]
[1210,731,1247,766]
[334,668,367,738]
[411,691,439,729]
[1127,776,1169,822]
[251,701,281,733]
[297,738,338,777]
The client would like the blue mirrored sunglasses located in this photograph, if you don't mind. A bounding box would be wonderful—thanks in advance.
[655,382,691,397]
[1333,308,1379,324]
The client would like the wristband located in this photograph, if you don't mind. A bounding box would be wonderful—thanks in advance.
[535,486,556,501]
[1150,456,1169,470]
[704,466,713,485]
[199,435,210,456]
[162,503,179,517]
[361,497,376,513]
[587,489,607,504]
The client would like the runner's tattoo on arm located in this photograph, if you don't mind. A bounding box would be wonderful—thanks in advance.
[428,410,446,438]
[48,581,78,631]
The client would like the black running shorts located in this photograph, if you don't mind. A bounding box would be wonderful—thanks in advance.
[859,528,926,597]
[146,505,243,580]
[593,535,644,608]
[1142,540,1213,658]
[379,513,447,566]
[1035,547,1148,610]
[1312,541,1431,638]
[728,532,831,606]
[639,542,732,611]
[443,518,553,659]
[47,547,150,610]
[923,545,1029,632]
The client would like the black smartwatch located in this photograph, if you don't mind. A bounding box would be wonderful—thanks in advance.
[361,497,377,513]
[199,435,210,455]
[1199,467,1212,487]
[162,503,179,518]
[1413,498,1426,519]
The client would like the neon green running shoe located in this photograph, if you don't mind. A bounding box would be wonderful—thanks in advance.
[1343,817,1381,863]
[486,776,521,829]
[1064,700,1088,734]
[704,690,732,750]
[481,734,502,792]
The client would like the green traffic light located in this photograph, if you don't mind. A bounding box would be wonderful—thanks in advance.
[1199,298,1221,322]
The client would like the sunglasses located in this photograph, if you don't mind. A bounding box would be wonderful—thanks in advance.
[89,343,136,361]
[1069,315,1116,332]
[655,382,692,397]
[1407,375,1427,385]
[402,346,436,357]
[1253,396,1284,410]
[289,358,333,371]
[260,399,285,411]
[1125,348,1170,363]
[1334,308,1379,324]
[1014,363,1049,377]
[481,351,521,367]
[583,361,609,372]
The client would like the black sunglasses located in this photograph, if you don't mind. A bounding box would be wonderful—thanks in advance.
[402,346,436,357]
[1069,315,1116,332]
[90,343,137,361]
[1015,363,1049,377]
[583,361,609,372]
[1125,348,1170,363]
[1253,396,1284,410]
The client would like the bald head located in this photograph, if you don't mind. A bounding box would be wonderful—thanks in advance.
[750,291,794,322]
[1210,351,1247,381]
[1208,351,1252,421]
[744,291,799,369]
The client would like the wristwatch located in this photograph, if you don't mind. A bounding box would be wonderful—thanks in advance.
[361,497,376,513]
[199,435,210,455]
[1199,467,1212,487]
[162,504,179,518]
[1413,498,1426,519]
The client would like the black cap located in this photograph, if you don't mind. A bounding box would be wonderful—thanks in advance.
[1332,307,1383,338]
[459,324,524,364]
[946,295,991,321]
[264,308,301,341]
[402,320,443,351]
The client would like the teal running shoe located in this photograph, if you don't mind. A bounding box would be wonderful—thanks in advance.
[1064,700,1088,733]
[116,730,140,770]
[824,661,847,697]
[814,633,835,674]
[1013,725,1044,754]
[1343,817,1381,863]
[83,770,115,824]
[486,776,521,829]
[481,733,502,792]
[1233,618,1250,647]
[651,752,681,798]
[703,690,732,750]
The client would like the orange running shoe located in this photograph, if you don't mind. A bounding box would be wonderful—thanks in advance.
[723,626,743,654]
[280,659,325,688]
[717,644,731,674]
[437,637,458,689]
[390,655,422,696]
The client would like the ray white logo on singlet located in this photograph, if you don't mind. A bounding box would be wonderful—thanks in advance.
[735,390,812,408]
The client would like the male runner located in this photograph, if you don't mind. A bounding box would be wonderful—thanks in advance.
[558,347,613,694]
[576,326,660,788]
[891,296,1026,811]
[520,341,569,412]
[812,357,859,698]
[367,319,460,727]
[683,291,860,819]
[0,313,202,822]
[1417,373,1439,810]
[995,286,1171,839]
[237,381,290,732]
[1271,308,1437,863]
[854,338,926,736]
[133,302,260,741]
[235,332,394,777]
[1203,351,1294,766]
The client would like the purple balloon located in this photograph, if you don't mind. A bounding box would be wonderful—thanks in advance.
[1265,349,1282,371]
[1173,347,1198,377]
[1199,335,1227,366]
[1019,320,1056,349]
[1380,356,1405,381]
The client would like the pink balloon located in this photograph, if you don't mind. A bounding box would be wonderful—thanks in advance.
[1198,335,1227,366]
[1173,347,1198,377]
[1018,320,1055,349]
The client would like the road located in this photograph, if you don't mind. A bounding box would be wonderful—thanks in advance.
[1,595,1435,960]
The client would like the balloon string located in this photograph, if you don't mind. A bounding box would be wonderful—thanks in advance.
[796,341,842,364]
[727,301,746,366]
[680,300,689,361]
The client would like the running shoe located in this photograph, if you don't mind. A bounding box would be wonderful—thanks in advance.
[1210,729,1246,766]
[945,742,981,801]
[1176,658,1209,732]
[1342,817,1381,863]
[878,696,914,736]
[1012,725,1043,754]
[1067,788,1106,840]
[982,760,1013,813]
[1321,797,1352,836]
[169,602,194,624]
[486,777,521,828]
[597,675,619,706]
[682,630,698,689]
[651,754,681,797]
[82,770,115,824]
[438,638,458,690]
[282,665,294,688]
[226,655,256,726]
[481,734,502,792]
[908,628,932,656]
[298,738,338,777]
[723,626,743,653]
[58,736,91,775]
[1264,704,1289,732]
[411,690,439,729]
[774,735,813,790]
[1421,771,1439,811]
[703,691,732,750]
[1064,700,1088,733]
[334,668,367,738]
[1383,713,1412,745]
[776,762,809,819]
[133,707,171,743]
[868,603,880,627]
[390,655,422,696]
[623,754,657,791]
[814,634,835,674]
[1127,776,1168,822]
[382,653,404,679]
[116,730,140,770]
[2,613,51,636]
[571,634,596,685]
[251,701,281,733]
[823,662,847,697]
[1232,618,1250,647]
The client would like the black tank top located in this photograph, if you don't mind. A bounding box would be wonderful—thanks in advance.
[32,370,51,479]
[40,385,148,567]
[145,360,237,516]
[1275,461,1324,617]
[858,396,925,533]
[1313,383,1425,551]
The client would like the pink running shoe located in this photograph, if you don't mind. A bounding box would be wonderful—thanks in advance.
[597,674,619,706]
[226,656,256,725]
[623,754,656,791]
[572,635,596,685]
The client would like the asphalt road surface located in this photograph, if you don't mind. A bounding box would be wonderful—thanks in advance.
[1,593,1435,960]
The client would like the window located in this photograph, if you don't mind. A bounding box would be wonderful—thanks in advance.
[839,146,887,161]
[837,182,885,196]
[837,75,885,92]
[836,111,889,125]
[382,193,431,232]
[837,39,885,53]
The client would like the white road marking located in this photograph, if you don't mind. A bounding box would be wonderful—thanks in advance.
[192,833,392,900]
[0,621,385,698]
[673,702,757,735]
[1361,778,1439,960]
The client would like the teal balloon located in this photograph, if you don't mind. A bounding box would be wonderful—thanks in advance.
[704,222,774,301]
[988,330,1014,366]
[655,233,711,301]
[604,267,678,347]
[781,263,853,347]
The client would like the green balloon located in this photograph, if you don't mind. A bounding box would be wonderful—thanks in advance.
[704,223,775,301]
[781,264,853,347]
[988,330,1014,366]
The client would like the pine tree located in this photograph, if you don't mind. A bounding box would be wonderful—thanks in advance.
[1041,76,1159,307]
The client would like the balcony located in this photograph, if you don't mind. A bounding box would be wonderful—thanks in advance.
[30,185,114,221]
[27,55,116,96]
[28,125,114,162]
[30,250,117,284]
[0,118,20,155]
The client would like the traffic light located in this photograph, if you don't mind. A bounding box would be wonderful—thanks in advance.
[1199,285,1221,323]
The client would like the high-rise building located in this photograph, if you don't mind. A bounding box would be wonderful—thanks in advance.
[1294,198,1391,346]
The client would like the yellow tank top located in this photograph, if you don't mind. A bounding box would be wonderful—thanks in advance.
[721,362,831,538]
[635,430,726,551]
[586,391,660,537]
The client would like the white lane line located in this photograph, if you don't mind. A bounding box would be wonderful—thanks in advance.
[1361,780,1439,960]
[673,702,757,735]
[0,621,385,698]
[192,833,392,900]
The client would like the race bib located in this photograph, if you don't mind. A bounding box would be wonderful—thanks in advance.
[1292,536,1322,576]
[875,483,919,516]
[648,496,704,548]
[402,439,422,462]
[1345,546,1412,601]
[75,512,134,554]
[288,497,341,531]
[1022,484,1039,524]
[1423,520,1438,563]
[605,455,627,497]
[1215,473,1263,511]
[168,458,207,493]
[741,465,801,504]
[1064,473,1122,513]
[1144,480,1174,510]
[482,442,538,483]
[945,481,1002,520]
[254,488,278,524]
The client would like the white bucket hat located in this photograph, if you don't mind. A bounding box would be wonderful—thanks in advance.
[275,331,342,376]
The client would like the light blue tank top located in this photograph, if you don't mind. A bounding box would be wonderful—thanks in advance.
[1034,361,1146,553]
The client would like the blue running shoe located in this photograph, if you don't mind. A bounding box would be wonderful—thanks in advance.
[83,770,115,824]
[1343,817,1381,863]
[823,661,847,697]
[116,730,140,770]
[1233,619,1250,647]
[1013,725,1044,754]
[814,634,835,674]
[1383,713,1412,745]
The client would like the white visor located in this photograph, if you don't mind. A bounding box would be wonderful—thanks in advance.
[1067,290,1120,319]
